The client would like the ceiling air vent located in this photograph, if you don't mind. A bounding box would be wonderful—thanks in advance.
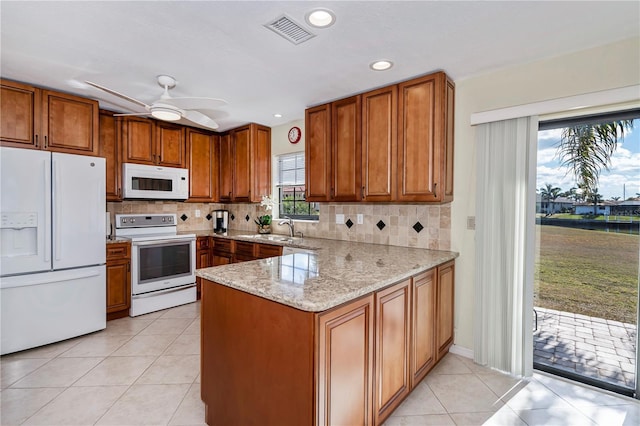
[264,14,315,45]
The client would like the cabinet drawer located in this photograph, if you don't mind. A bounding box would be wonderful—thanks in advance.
[212,237,232,254]
[234,241,255,258]
[106,242,130,260]
[197,236,211,250]
[256,243,282,259]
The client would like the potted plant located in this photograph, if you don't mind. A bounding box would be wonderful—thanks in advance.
[255,195,275,234]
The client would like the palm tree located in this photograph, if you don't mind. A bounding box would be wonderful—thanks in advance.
[610,196,620,202]
[587,188,603,215]
[557,120,633,196]
[540,183,561,215]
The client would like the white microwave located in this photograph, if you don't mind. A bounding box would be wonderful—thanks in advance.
[122,163,189,200]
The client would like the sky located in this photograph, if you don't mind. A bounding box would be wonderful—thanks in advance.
[537,119,640,200]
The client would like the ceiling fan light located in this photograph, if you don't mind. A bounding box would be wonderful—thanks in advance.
[151,108,181,121]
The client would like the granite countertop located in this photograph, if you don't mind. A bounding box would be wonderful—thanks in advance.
[106,236,130,244]
[196,233,458,312]
[184,229,323,250]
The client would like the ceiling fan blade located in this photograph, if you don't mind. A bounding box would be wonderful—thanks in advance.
[85,81,151,109]
[113,112,152,117]
[161,97,226,110]
[183,110,219,130]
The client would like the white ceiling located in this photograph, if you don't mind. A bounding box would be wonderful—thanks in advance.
[1,1,638,132]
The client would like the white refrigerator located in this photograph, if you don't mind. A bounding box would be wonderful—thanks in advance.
[0,147,106,355]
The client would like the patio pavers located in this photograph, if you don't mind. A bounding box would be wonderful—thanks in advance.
[534,306,637,389]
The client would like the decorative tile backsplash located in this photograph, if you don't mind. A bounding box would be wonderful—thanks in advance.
[107,201,451,250]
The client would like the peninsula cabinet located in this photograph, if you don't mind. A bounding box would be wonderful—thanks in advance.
[228,123,271,203]
[196,236,212,300]
[187,128,219,202]
[121,117,186,168]
[99,110,122,201]
[200,260,455,426]
[106,241,131,320]
[1,79,99,156]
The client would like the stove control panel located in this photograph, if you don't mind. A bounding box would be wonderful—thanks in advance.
[115,214,176,228]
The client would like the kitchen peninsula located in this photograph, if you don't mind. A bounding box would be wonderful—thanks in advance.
[197,236,458,425]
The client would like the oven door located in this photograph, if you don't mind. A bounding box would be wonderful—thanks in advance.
[131,237,196,295]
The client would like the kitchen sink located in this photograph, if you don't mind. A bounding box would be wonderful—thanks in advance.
[237,234,301,243]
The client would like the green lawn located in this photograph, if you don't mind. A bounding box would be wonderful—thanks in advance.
[534,225,639,324]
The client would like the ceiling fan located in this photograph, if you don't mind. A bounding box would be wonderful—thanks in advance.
[85,75,226,130]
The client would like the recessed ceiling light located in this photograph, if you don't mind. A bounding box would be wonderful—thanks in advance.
[306,8,336,28]
[274,113,283,118]
[370,60,393,71]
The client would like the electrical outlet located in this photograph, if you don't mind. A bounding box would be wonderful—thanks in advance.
[336,214,345,224]
[195,209,201,218]
[357,214,363,225]
[467,216,475,230]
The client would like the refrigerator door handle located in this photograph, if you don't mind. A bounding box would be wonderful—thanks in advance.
[53,159,62,262]
[44,158,52,263]
[0,267,103,290]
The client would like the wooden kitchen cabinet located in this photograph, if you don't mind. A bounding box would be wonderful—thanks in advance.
[374,279,411,425]
[233,240,256,263]
[305,103,332,202]
[1,79,99,156]
[362,86,397,202]
[228,123,271,202]
[397,72,454,202]
[196,236,212,300]
[304,70,454,203]
[411,268,437,386]
[436,261,455,360]
[187,128,219,202]
[99,111,122,201]
[211,237,233,266]
[332,95,362,201]
[106,242,131,320]
[317,294,374,426]
[121,117,186,167]
[218,132,233,202]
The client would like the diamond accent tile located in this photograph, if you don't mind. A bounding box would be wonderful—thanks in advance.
[345,219,354,229]
[376,220,386,230]
[206,213,212,221]
[245,215,250,222]
[413,221,424,233]
[230,214,235,221]
[180,214,188,221]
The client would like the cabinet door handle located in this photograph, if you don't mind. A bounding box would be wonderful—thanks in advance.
[330,188,334,199]
[433,182,438,198]
[35,134,39,148]
[127,262,130,272]
[361,186,365,199]
[44,135,48,148]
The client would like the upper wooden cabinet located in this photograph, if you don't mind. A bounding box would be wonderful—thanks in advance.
[398,72,454,202]
[98,111,122,201]
[362,86,397,202]
[121,117,186,168]
[304,71,454,203]
[1,79,99,155]
[220,123,271,203]
[332,96,362,202]
[305,104,332,202]
[219,132,233,202]
[187,128,219,202]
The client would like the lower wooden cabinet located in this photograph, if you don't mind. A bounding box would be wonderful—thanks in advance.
[411,269,437,386]
[317,294,374,426]
[196,237,212,300]
[374,279,411,425]
[436,261,455,359]
[106,242,131,320]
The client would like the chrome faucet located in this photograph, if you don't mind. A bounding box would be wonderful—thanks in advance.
[278,216,295,237]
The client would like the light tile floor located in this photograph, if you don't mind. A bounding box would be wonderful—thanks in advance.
[1,301,638,426]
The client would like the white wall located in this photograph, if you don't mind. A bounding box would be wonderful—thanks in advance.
[451,37,640,351]
[270,119,305,218]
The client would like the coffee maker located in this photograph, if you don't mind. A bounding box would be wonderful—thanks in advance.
[213,210,229,234]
